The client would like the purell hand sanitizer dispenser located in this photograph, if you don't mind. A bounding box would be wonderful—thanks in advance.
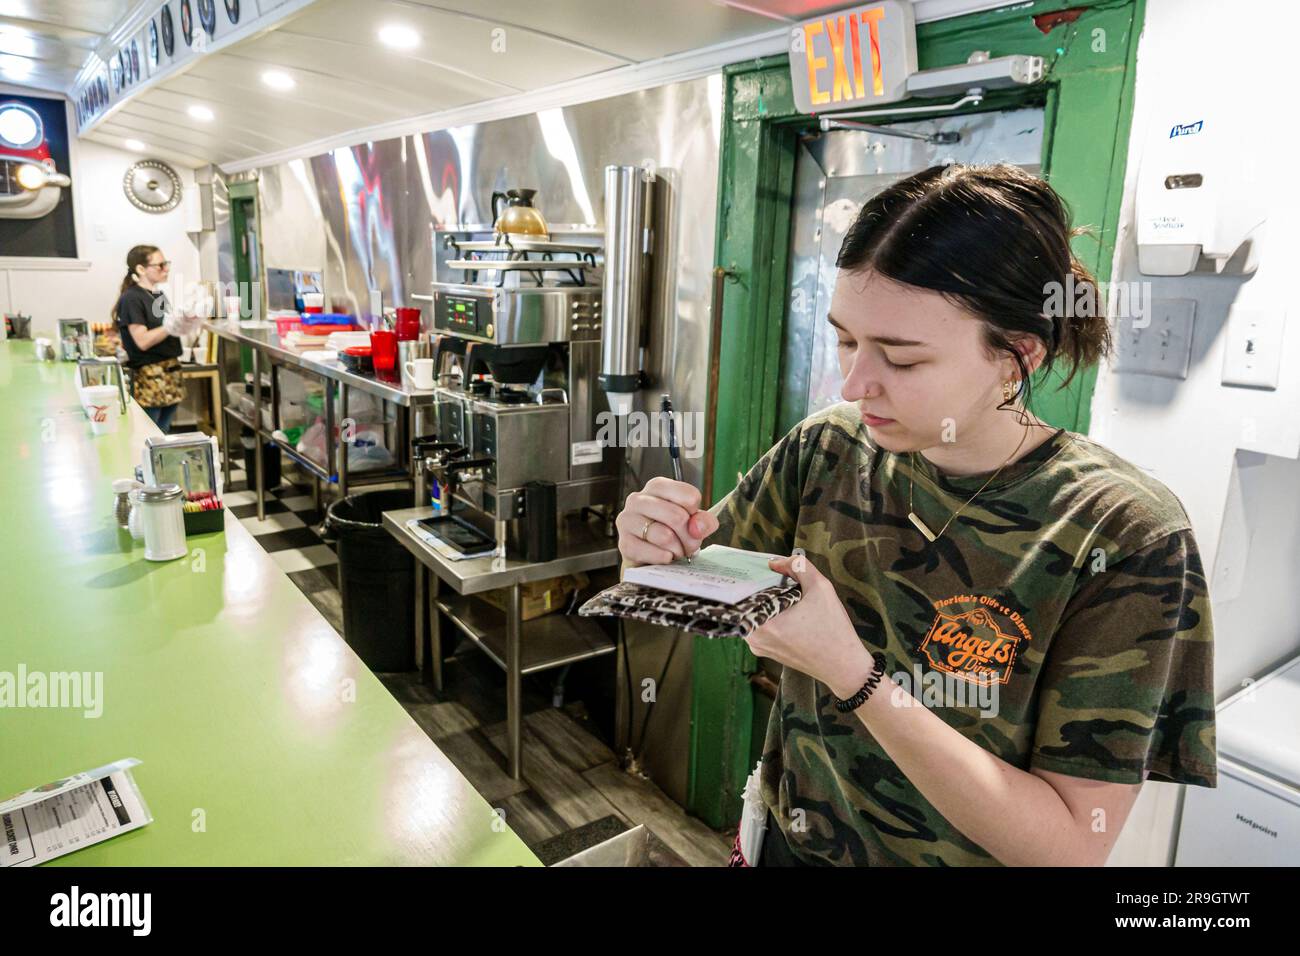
[1136,109,1267,276]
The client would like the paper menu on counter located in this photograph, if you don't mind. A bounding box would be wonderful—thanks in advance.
[622,544,787,605]
[1,758,152,866]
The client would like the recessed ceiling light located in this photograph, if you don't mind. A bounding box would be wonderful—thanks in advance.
[0,53,33,79]
[262,70,295,91]
[0,28,37,59]
[378,24,419,50]
[188,104,214,122]
[125,138,146,152]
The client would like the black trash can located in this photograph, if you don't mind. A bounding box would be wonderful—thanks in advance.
[325,489,416,672]
[240,432,281,489]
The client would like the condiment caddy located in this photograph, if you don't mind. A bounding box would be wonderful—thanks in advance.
[133,432,226,538]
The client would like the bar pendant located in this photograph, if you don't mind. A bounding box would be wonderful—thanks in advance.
[908,511,937,542]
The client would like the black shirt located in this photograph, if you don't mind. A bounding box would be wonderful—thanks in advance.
[116,284,182,367]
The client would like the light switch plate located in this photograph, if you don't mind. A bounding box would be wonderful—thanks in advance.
[1112,297,1196,379]
[1221,307,1285,390]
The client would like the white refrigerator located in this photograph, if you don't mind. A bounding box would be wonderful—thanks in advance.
[1175,655,1300,865]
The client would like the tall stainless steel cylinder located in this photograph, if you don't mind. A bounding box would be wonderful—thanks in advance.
[600,164,651,416]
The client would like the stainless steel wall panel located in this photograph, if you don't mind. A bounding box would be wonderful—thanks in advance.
[245,75,724,808]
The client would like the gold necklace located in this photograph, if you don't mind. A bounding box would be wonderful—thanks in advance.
[907,428,1032,543]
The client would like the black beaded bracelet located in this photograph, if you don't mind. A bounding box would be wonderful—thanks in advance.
[835,652,888,713]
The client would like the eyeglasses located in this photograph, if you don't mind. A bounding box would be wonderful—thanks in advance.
[147,260,171,269]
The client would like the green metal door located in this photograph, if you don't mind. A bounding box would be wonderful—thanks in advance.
[229,182,262,376]
[776,107,1048,437]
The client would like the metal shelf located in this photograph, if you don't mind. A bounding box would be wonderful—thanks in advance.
[270,432,330,482]
[444,258,592,272]
[223,405,411,487]
[451,239,600,255]
[434,593,615,675]
[222,404,267,434]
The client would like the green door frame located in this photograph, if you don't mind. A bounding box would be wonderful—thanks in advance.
[229,180,262,376]
[689,0,1147,827]
[229,180,261,315]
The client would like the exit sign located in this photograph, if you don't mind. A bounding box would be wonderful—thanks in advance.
[790,2,918,114]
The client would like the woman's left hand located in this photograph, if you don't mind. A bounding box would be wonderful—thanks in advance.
[745,553,878,700]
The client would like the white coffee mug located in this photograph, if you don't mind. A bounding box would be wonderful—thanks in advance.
[405,358,435,390]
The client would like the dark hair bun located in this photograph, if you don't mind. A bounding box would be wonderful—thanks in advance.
[837,163,1111,402]
[1055,245,1112,376]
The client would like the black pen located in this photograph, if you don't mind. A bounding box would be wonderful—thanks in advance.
[660,394,691,563]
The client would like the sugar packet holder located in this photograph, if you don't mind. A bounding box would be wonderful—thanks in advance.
[577,580,802,639]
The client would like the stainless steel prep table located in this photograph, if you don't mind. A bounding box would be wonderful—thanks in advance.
[206,319,438,520]
[383,505,621,780]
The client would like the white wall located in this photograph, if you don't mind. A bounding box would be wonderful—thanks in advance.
[1,132,201,338]
[1093,0,1300,696]
[1094,0,1300,866]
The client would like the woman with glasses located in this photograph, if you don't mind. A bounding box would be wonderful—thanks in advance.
[113,244,200,432]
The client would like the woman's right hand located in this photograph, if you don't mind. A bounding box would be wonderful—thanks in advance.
[162,311,186,337]
[163,311,201,339]
[616,477,720,568]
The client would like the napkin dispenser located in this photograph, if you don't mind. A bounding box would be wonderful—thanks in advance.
[140,432,222,498]
[77,358,128,414]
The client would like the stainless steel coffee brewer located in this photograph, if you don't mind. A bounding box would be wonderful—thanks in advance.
[412,167,654,561]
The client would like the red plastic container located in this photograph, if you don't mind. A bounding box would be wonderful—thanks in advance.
[370,330,398,372]
[274,316,303,335]
[395,307,421,341]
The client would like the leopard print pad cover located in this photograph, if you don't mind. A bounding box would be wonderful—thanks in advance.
[578,582,802,638]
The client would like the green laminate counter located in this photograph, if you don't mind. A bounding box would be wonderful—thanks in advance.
[0,343,539,866]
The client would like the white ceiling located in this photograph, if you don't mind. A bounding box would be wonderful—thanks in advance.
[80,0,812,169]
[3,0,1016,170]
[0,1,136,91]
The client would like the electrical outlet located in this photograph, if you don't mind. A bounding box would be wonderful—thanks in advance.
[1112,297,1196,379]
[94,223,107,242]
[1221,307,1285,390]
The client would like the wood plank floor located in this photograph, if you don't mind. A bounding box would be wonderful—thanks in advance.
[379,665,732,866]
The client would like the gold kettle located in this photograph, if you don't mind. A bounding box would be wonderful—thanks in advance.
[491,188,548,237]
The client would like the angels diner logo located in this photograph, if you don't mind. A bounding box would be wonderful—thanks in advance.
[920,594,1033,686]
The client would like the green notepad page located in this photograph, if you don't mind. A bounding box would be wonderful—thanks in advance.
[622,544,785,605]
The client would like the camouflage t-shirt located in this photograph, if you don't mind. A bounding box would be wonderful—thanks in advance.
[709,401,1216,866]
